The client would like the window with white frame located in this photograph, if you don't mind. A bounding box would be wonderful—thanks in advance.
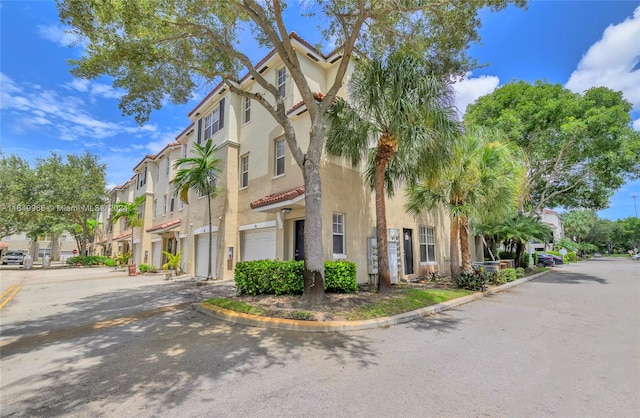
[166,158,170,176]
[153,198,158,218]
[277,67,286,97]
[243,97,251,124]
[163,194,167,215]
[240,154,249,188]
[204,106,221,139]
[170,194,175,213]
[182,144,188,158]
[178,194,185,210]
[332,213,345,255]
[275,139,285,176]
[137,204,143,220]
[419,226,436,263]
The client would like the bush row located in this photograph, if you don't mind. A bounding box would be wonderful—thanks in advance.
[67,255,108,265]
[234,260,358,295]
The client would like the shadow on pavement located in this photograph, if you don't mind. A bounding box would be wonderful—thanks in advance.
[533,271,608,285]
[407,312,462,333]
[0,282,384,417]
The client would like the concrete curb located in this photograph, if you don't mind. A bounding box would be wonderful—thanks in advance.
[195,270,550,333]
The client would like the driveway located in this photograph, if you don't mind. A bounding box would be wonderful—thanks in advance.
[1,259,638,417]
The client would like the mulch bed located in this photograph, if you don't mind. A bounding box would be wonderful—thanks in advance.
[224,277,456,322]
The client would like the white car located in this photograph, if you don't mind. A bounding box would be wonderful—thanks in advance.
[2,251,26,265]
[632,253,640,260]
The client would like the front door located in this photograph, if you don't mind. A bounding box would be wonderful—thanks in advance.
[294,220,305,261]
[403,228,414,275]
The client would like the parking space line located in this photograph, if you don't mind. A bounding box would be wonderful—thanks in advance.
[0,285,22,310]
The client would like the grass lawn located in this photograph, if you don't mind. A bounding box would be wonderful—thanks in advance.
[204,287,472,322]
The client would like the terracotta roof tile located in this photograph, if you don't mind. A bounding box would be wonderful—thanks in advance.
[146,219,181,233]
[250,186,305,209]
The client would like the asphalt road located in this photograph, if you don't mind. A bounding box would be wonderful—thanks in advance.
[1,259,639,417]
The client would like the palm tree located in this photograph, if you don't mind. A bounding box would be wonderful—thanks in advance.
[406,127,526,282]
[497,214,552,268]
[326,52,460,292]
[111,195,146,265]
[172,139,221,280]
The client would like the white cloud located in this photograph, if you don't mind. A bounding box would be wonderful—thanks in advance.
[566,6,640,112]
[65,78,124,100]
[37,24,85,48]
[1,72,158,142]
[634,118,640,131]
[451,72,500,118]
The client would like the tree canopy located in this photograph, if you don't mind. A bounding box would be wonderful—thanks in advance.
[57,0,526,305]
[464,81,640,214]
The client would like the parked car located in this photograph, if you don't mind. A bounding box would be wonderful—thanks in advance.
[632,253,640,260]
[2,251,26,265]
[550,254,564,265]
[536,253,555,267]
[593,252,602,258]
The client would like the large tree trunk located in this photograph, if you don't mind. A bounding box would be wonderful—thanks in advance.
[299,155,326,306]
[449,215,461,285]
[459,216,472,274]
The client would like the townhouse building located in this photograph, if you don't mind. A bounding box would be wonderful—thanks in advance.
[97,34,483,284]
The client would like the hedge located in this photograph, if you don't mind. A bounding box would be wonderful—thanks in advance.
[67,255,108,266]
[234,259,358,295]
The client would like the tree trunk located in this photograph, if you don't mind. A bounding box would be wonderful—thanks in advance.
[449,216,461,284]
[374,156,392,294]
[299,155,326,306]
[207,195,213,280]
[515,242,526,268]
[374,133,396,294]
[459,216,472,274]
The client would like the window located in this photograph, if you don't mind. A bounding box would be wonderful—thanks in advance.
[203,105,222,140]
[170,194,175,213]
[137,204,143,220]
[178,195,185,210]
[166,158,170,176]
[243,97,251,124]
[240,154,249,188]
[333,213,345,255]
[163,194,167,215]
[275,139,285,176]
[138,167,147,188]
[277,68,286,97]
[153,198,158,218]
[61,235,67,242]
[419,226,436,263]
[182,144,188,158]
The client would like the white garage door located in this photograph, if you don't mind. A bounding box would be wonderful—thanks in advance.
[242,227,276,261]
[196,233,217,278]
[152,241,162,268]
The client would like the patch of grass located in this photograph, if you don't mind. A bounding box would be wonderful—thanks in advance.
[289,311,314,320]
[204,298,267,316]
[345,288,472,321]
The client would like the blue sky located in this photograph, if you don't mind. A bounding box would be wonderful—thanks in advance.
[1,1,639,220]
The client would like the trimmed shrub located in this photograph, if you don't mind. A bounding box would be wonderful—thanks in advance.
[104,258,117,267]
[234,259,357,295]
[139,263,157,273]
[498,251,516,260]
[566,251,577,262]
[67,255,108,266]
[497,268,517,283]
[515,267,525,278]
[324,260,358,293]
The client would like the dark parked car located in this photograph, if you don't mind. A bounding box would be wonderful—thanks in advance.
[550,254,564,265]
[536,253,555,267]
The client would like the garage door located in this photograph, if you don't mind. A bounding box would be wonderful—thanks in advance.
[242,227,276,261]
[152,241,162,268]
[196,233,217,278]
